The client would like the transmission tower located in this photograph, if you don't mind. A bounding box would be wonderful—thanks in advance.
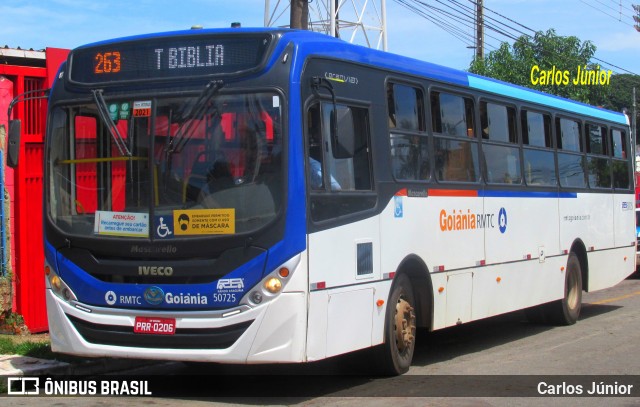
[264,0,388,51]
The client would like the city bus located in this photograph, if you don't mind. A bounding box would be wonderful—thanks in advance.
[7,27,635,375]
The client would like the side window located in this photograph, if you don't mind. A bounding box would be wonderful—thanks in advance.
[556,117,586,188]
[387,83,424,131]
[431,91,479,182]
[387,82,428,181]
[480,101,520,184]
[522,110,555,186]
[585,123,611,189]
[307,102,372,192]
[556,117,582,152]
[521,110,552,148]
[611,128,630,189]
[306,101,375,222]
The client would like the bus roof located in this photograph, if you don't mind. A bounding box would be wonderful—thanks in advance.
[75,27,628,126]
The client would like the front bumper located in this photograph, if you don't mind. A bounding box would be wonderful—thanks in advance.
[47,288,307,363]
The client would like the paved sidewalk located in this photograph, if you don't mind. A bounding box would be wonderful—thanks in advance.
[1,354,160,376]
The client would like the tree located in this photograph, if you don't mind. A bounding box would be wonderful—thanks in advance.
[469,29,604,104]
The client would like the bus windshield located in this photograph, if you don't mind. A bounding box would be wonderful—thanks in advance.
[47,91,283,240]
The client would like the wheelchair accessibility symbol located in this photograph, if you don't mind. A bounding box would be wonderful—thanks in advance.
[155,215,174,239]
[394,196,403,218]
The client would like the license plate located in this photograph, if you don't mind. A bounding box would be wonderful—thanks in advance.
[133,317,176,335]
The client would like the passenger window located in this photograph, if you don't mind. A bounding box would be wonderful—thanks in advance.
[556,118,582,152]
[388,82,428,181]
[387,83,424,131]
[390,135,429,181]
[431,91,478,182]
[555,118,586,188]
[480,102,516,143]
[521,110,556,186]
[585,123,610,189]
[480,102,520,184]
[586,124,607,155]
[611,129,627,159]
[611,128,630,189]
[431,92,475,138]
[523,149,557,186]
[522,110,552,148]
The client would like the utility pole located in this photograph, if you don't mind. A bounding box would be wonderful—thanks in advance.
[475,0,484,59]
[290,0,309,30]
[634,5,640,32]
[265,0,388,51]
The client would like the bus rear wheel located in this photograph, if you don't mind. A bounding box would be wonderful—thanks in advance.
[376,274,416,375]
[546,253,582,325]
[525,253,582,325]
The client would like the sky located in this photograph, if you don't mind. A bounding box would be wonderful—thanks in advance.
[1,0,639,77]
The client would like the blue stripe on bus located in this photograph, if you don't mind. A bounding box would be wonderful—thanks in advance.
[467,75,627,125]
[480,190,577,199]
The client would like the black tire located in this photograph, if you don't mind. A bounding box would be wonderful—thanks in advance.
[545,253,583,325]
[376,274,416,375]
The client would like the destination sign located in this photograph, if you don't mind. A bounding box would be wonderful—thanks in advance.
[68,33,273,85]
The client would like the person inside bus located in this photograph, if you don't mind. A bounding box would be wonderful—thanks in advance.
[307,109,341,190]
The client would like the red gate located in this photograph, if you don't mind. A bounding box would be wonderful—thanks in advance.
[0,47,68,332]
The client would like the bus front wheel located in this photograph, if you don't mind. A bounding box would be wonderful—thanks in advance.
[377,274,416,375]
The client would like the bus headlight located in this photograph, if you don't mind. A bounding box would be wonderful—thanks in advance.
[264,277,282,293]
[241,255,301,307]
[45,264,77,303]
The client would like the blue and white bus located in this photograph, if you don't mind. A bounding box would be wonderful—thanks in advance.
[9,27,634,375]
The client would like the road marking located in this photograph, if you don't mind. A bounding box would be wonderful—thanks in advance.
[590,290,640,305]
[546,331,601,351]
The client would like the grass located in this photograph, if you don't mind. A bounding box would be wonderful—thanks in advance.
[0,335,53,358]
[0,335,85,363]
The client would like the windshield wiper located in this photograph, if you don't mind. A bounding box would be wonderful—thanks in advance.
[92,89,132,157]
[167,79,224,155]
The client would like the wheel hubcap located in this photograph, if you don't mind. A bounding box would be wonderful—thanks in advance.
[394,297,416,352]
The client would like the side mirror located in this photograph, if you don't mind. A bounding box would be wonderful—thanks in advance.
[7,120,21,168]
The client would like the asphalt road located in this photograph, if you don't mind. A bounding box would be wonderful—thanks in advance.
[5,273,640,406]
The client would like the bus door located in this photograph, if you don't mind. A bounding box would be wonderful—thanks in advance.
[305,101,379,359]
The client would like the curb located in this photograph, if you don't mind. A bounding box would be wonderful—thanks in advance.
[1,355,162,376]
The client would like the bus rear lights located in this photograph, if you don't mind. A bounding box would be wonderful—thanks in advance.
[264,277,282,294]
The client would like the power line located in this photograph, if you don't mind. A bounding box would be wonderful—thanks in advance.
[579,0,635,26]
[588,0,635,19]
[392,0,638,76]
